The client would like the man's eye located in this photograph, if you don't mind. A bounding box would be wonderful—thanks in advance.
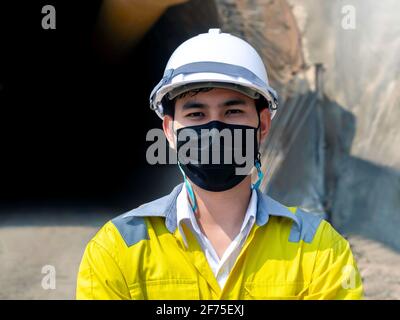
[226,109,243,115]
[186,112,204,118]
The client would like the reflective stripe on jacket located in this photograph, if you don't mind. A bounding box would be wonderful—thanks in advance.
[76,183,363,300]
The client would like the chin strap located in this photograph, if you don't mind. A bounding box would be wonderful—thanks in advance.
[178,161,198,213]
[251,152,264,190]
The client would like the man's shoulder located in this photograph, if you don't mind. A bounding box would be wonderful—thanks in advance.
[262,195,344,248]
[257,192,325,245]
[288,207,325,244]
[284,206,345,248]
[93,184,184,248]
[89,215,153,253]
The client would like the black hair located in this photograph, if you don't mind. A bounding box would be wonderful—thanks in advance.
[162,87,269,118]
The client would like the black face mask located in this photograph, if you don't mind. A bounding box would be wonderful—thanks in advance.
[176,120,260,192]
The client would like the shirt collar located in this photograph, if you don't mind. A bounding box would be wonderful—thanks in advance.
[241,188,257,232]
[176,183,258,247]
[124,183,300,233]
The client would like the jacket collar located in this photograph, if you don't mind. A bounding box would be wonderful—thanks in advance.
[123,183,300,233]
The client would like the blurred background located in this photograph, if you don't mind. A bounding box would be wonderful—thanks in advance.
[0,0,399,299]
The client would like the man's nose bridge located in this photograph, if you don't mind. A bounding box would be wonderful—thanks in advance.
[209,106,225,122]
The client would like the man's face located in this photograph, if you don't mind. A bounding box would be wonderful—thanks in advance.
[163,88,271,148]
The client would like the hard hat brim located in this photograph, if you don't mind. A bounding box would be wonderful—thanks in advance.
[166,81,261,100]
[150,62,278,119]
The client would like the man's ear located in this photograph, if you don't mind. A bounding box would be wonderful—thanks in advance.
[162,115,176,149]
[259,107,271,143]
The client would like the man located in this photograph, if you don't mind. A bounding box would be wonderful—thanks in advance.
[76,29,363,299]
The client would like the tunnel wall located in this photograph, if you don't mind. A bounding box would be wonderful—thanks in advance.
[0,0,221,211]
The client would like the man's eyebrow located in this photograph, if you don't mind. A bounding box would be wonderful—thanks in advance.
[181,98,247,110]
[181,101,207,110]
[220,99,248,107]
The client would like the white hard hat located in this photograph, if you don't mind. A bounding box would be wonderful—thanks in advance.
[149,28,278,119]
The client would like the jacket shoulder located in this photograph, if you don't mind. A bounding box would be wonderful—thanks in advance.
[287,207,325,244]
[287,207,345,247]
[111,214,150,247]
[89,214,150,252]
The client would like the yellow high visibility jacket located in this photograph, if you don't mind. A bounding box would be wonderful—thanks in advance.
[76,183,363,300]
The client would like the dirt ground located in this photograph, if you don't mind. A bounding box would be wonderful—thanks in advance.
[1,211,399,300]
[347,235,400,300]
[0,210,115,300]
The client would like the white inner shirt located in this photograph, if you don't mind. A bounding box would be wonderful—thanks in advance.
[176,184,257,289]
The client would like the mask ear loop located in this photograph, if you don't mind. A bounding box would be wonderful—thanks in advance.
[174,117,198,213]
[251,106,264,190]
[251,152,264,190]
[177,162,198,213]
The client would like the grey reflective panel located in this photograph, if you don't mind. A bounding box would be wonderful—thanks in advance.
[255,189,301,227]
[115,183,183,238]
[112,216,149,247]
[288,208,323,243]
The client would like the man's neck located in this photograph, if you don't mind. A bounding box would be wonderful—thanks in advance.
[189,176,253,241]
